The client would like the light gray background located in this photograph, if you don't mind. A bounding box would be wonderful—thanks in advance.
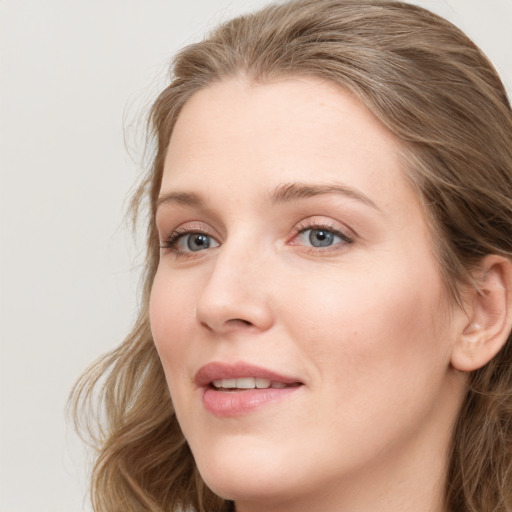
[1,1,511,511]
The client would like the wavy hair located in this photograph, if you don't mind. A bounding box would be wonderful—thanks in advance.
[71,1,512,511]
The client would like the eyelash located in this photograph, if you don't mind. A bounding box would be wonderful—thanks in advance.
[291,220,354,251]
[159,226,215,251]
[159,221,354,256]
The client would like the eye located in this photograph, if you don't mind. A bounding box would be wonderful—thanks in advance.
[291,222,354,250]
[299,228,341,247]
[161,230,220,254]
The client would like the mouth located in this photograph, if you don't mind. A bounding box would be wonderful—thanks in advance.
[210,377,302,391]
[195,362,304,416]
[195,361,303,389]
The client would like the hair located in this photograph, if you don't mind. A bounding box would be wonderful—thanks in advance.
[70,1,512,511]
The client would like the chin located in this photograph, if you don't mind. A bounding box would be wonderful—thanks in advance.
[202,473,304,508]
[193,444,308,503]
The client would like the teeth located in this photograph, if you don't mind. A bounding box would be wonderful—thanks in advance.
[237,377,256,389]
[255,378,271,388]
[212,377,285,390]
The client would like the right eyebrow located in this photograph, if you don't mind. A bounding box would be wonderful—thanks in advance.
[155,191,204,210]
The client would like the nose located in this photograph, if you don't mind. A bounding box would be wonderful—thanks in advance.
[195,242,275,334]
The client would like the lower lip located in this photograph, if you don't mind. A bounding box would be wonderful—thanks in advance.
[202,386,301,417]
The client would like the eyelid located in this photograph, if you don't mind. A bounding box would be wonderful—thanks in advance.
[288,217,355,249]
[159,221,221,252]
[294,217,354,238]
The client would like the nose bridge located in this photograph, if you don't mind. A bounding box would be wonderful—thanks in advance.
[195,233,274,332]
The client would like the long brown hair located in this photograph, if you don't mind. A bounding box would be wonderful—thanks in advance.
[71,1,512,511]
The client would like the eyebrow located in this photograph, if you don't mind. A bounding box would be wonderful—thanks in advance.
[268,182,380,210]
[156,191,203,210]
[156,182,380,211]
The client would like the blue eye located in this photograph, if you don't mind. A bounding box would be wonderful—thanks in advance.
[297,228,350,248]
[183,233,214,251]
[161,231,220,253]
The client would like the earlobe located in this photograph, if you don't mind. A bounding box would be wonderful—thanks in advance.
[451,255,512,372]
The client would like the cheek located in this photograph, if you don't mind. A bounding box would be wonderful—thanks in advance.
[149,268,195,374]
[276,259,454,465]
[149,269,203,432]
[285,256,450,391]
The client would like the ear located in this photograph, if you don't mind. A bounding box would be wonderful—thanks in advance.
[451,255,512,372]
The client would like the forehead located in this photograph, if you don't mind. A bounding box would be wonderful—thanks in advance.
[162,76,416,215]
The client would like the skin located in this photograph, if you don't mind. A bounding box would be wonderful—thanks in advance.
[150,77,470,512]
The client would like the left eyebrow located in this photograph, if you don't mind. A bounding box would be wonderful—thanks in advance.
[268,182,380,211]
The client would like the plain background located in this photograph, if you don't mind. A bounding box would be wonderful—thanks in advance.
[1,1,511,511]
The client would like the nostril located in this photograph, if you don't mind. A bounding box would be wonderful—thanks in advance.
[199,318,252,332]
[227,318,253,327]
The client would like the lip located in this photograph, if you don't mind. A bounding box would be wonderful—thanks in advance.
[195,362,303,417]
[195,361,302,387]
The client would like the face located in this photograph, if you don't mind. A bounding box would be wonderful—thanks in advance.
[150,77,466,511]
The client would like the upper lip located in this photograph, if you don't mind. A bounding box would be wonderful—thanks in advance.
[194,362,303,387]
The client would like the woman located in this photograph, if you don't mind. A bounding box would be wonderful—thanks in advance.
[71,1,512,511]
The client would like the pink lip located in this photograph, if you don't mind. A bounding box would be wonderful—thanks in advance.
[195,362,303,417]
[195,362,301,387]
